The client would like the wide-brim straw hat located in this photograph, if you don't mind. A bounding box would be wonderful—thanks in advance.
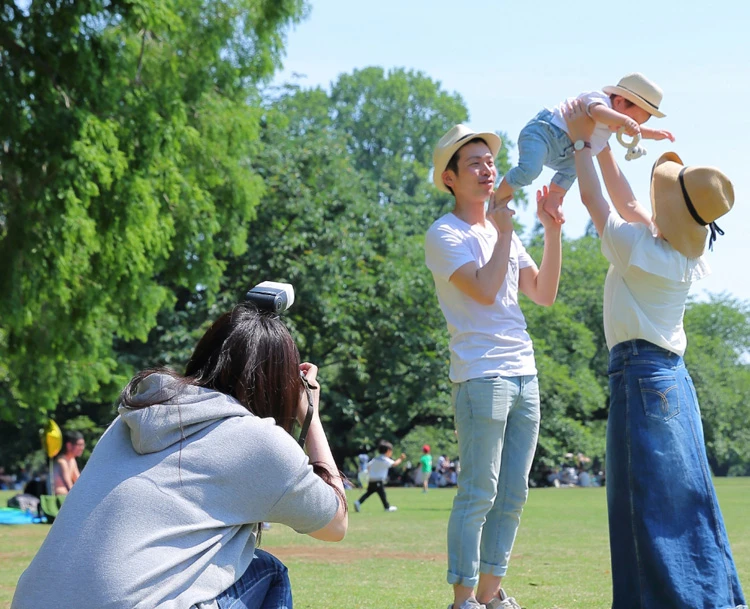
[602,72,666,118]
[650,152,734,258]
[433,124,502,193]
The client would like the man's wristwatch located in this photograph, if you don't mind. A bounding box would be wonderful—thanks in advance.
[573,140,591,152]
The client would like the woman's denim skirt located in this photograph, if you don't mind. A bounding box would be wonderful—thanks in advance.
[607,339,746,609]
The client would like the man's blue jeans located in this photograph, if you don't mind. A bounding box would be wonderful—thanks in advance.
[607,340,746,609]
[214,549,292,609]
[447,375,540,587]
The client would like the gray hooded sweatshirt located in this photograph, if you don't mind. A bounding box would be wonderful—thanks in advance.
[12,374,339,609]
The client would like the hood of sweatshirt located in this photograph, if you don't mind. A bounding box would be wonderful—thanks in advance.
[118,373,252,455]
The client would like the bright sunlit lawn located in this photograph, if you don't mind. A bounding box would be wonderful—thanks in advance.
[1,479,748,608]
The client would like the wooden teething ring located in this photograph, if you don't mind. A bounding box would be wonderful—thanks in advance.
[616,127,641,150]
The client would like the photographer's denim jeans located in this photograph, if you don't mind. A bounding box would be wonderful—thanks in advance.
[504,109,576,191]
[607,340,746,609]
[214,549,292,609]
[447,375,540,587]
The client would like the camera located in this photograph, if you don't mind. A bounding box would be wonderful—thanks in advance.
[245,281,295,314]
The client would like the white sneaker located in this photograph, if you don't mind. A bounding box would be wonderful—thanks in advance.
[486,589,521,609]
[353,500,361,513]
[386,505,398,512]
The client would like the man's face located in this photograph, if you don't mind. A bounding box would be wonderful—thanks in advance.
[442,141,497,201]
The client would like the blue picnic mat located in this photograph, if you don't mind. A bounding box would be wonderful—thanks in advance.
[0,507,42,525]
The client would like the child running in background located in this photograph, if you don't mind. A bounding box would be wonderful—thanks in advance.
[420,444,433,493]
[354,440,406,512]
[494,72,674,223]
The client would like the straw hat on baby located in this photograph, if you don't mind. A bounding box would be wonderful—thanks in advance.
[432,124,502,193]
[603,73,666,118]
[650,151,734,258]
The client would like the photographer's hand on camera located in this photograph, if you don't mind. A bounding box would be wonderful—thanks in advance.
[298,362,320,424]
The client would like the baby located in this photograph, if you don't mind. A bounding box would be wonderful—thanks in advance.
[495,73,674,222]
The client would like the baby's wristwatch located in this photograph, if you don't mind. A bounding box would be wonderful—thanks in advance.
[574,140,591,152]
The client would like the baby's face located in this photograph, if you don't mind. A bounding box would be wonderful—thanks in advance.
[622,104,652,125]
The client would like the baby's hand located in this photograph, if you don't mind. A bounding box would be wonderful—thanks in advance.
[622,117,640,137]
[645,128,675,142]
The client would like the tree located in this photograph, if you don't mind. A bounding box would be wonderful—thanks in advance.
[683,294,750,475]
[218,71,471,461]
[518,231,610,476]
[0,0,308,423]
[127,68,498,464]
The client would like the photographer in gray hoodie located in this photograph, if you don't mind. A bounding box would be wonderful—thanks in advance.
[13,303,347,609]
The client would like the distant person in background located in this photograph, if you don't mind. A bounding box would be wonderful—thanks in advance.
[14,466,30,490]
[0,466,13,489]
[447,459,458,487]
[354,440,405,513]
[53,430,85,495]
[436,453,447,475]
[357,450,370,489]
[420,444,433,493]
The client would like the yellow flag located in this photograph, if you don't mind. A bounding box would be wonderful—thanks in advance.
[43,420,63,458]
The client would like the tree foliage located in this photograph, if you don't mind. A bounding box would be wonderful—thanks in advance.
[683,295,750,475]
[2,30,749,481]
[188,68,473,460]
[0,0,307,421]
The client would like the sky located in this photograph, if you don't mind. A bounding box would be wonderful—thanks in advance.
[272,0,750,303]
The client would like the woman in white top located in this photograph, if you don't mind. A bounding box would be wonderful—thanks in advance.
[564,100,746,609]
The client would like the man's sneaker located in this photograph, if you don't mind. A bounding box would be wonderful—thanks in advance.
[353,500,361,513]
[448,599,486,609]
[386,505,398,512]
[485,589,521,609]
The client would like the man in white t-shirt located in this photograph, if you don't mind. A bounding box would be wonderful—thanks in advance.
[425,125,563,609]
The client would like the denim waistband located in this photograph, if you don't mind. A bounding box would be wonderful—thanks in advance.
[609,339,682,372]
[533,108,554,122]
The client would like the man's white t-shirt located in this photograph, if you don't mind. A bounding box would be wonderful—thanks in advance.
[425,212,538,383]
[550,90,613,155]
[601,213,710,356]
[367,455,395,482]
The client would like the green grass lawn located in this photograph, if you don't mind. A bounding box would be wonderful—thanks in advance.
[1,479,748,608]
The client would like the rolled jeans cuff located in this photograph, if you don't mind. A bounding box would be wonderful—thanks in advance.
[502,169,529,191]
[447,571,479,588]
[550,171,575,191]
[479,560,508,578]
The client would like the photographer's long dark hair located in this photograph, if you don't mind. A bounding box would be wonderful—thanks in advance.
[120,303,345,506]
